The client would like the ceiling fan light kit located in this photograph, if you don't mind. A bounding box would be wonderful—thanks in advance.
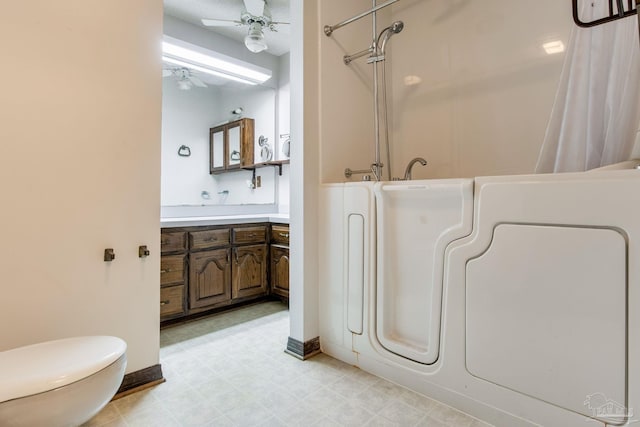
[162,35,272,85]
[244,22,268,53]
[201,0,289,54]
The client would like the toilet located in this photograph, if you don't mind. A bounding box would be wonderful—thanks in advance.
[0,336,127,427]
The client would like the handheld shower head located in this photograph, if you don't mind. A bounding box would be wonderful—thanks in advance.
[378,21,404,54]
[390,21,404,34]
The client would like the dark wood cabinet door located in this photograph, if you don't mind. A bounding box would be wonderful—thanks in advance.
[160,284,186,320]
[189,249,231,309]
[160,254,185,286]
[232,244,267,299]
[270,245,290,298]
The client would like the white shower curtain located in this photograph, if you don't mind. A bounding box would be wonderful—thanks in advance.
[535,0,640,173]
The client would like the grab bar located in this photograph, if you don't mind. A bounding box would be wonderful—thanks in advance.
[572,0,637,27]
[345,167,372,178]
[324,0,401,36]
[344,47,374,65]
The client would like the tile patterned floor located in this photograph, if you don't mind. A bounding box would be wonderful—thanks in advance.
[84,302,491,427]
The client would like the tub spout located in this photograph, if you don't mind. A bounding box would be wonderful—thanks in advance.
[403,157,427,180]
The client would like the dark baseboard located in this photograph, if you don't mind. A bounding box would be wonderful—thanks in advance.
[113,364,164,400]
[285,336,321,360]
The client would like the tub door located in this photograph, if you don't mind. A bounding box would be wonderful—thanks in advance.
[374,179,473,364]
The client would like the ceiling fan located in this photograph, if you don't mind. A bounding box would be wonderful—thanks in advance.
[163,67,207,90]
[201,0,289,53]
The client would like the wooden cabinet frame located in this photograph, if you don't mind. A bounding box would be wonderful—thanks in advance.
[161,223,276,324]
[209,118,254,174]
[160,231,188,321]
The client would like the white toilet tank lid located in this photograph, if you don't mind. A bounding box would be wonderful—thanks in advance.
[0,336,127,403]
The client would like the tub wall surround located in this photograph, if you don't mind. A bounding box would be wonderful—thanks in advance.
[316,0,572,183]
[0,0,162,377]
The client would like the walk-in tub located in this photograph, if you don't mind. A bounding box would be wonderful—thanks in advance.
[318,161,640,426]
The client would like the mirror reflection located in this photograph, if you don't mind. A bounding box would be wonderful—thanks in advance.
[161,67,280,207]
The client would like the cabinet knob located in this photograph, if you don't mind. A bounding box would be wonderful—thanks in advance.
[160,300,170,306]
[279,233,290,238]
[104,248,115,262]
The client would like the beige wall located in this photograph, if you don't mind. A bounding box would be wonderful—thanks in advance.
[318,0,571,182]
[0,1,162,373]
[319,0,379,183]
[389,0,570,179]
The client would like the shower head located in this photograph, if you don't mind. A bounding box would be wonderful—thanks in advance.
[378,21,404,54]
[389,21,404,34]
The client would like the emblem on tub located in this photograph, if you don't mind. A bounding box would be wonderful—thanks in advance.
[584,393,633,423]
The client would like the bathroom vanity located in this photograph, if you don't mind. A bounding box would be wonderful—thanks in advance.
[160,221,289,324]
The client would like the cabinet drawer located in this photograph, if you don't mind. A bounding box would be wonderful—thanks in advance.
[233,225,267,244]
[160,285,185,318]
[190,229,230,250]
[161,231,187,253]
[271,225,290,246]
[161,255,185,286]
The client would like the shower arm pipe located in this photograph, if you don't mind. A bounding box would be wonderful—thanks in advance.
[324,0,401,37]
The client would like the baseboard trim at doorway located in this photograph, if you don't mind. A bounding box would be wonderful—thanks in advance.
[285,336,321,360]
[112,364,165,400]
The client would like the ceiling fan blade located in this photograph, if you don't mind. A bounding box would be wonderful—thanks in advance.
[201,18,242,27]
[189,76,208,88]
[162,70,172,77]
[243,0,265,17]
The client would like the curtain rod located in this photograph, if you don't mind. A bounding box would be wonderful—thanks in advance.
[324,0,400,37]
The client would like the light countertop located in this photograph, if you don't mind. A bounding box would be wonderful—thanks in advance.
[161,213,289,228]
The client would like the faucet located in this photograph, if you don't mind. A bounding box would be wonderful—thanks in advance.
[403,157,427,180]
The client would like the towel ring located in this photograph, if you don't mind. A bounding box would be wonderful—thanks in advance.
[178,145,191,157]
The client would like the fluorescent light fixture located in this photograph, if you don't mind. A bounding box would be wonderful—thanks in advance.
[162,56,257,85]
[543,40,565,55]
[162,36,272,85]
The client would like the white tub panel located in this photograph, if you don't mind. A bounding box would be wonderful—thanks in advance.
[318,185,347,348]
[374,179,473,364]
[347,214,365,335]
[466,224,626,423]
[344,184,376,344]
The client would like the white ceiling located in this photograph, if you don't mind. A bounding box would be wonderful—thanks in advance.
[163,0,291,57]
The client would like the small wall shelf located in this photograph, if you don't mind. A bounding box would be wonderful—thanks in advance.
[243,159,290,176]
